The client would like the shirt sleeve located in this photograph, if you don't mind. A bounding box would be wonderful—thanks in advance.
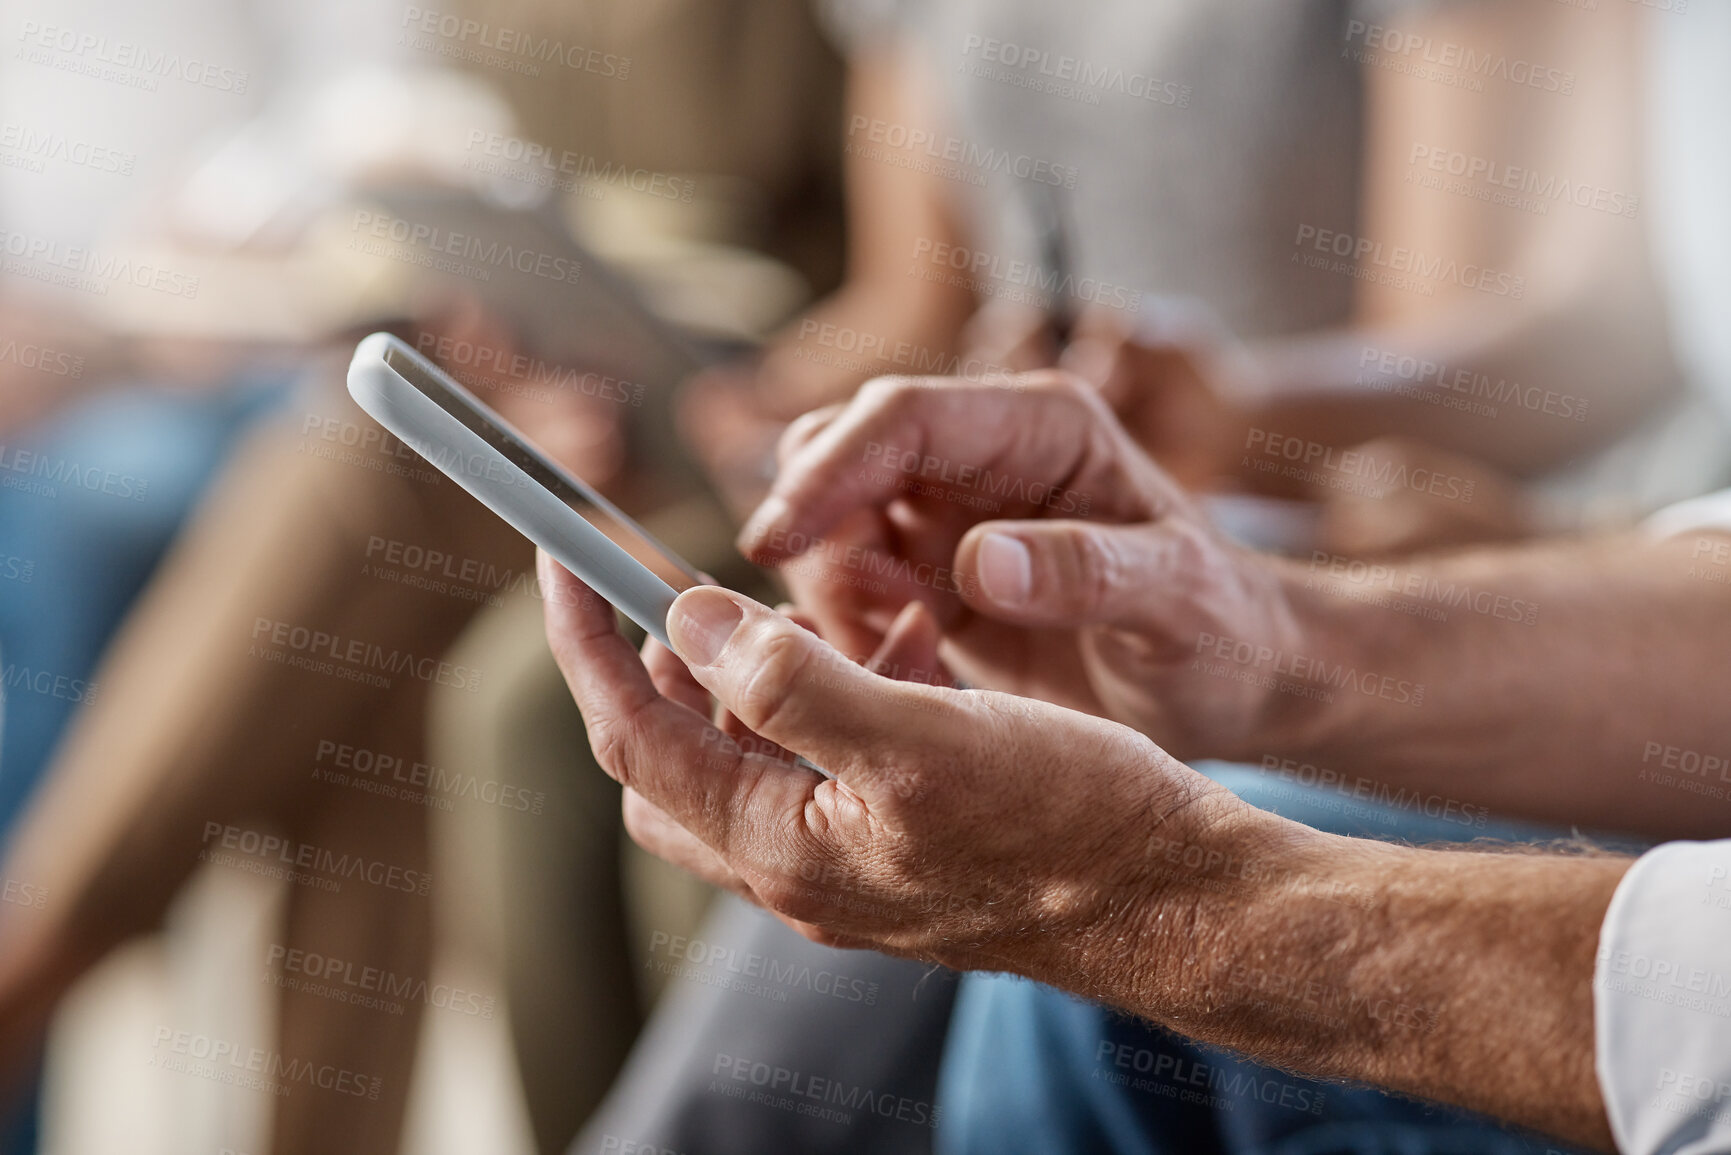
[1644,489,1731,541]
[810,0,913,57]
[1596,840,1731,1155]
[1350,0,1460,19]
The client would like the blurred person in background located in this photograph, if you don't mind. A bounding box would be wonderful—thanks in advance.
[0,2,854,1154]
[683,0,1682,549]
[0,2,624,1154]
[0,0,422,1148]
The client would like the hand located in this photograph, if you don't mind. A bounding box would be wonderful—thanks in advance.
[1313,436,1531,556]
[675,287,956,518]
[736,373,1313,760]
[537,552,1251,990]
[962,301,1258,489]
[675,362,788,518]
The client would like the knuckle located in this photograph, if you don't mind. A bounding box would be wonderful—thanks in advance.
[587,698,658,790]
[857,373,923,415]
[1066,529,1125,616]
[589,716,638,786]
[731,626,816,736]
[776,404,839,468]
[1166,520,1220,600]
[1020,368,1095,404]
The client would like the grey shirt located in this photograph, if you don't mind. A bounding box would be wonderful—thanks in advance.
[825,0,1387,340]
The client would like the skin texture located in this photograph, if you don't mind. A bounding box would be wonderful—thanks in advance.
[690,1,1676,538]
[0,318,606,1151]
[539,373,1731,1151]
[744,373,1731,839]
[539,558,1630,1152]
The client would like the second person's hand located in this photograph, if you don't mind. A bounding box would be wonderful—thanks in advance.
[737,372,1322,760]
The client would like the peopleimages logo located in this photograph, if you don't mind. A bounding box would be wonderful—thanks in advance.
[200,822,432,896]
[265,944,496,1018]
[1243,429,1477,504]
[1343,20,1575,96]
[861,440,1091,515]
[0,228,200,299]
[464,131,691,201]
[959,35,1192,107]
[1193,631,1425,708]
[0,336,83,377]
[150,1027,380,1099]
[16,20,250,93]
[1292,225,1524,299]
[249,616,484,693]
[845,117,1079,188]
[649,931,880,1006]
[911,238,1143,312]
[1357,346,1588,422]
[400,7,629,79]
[711,1054,940,1128]
[2,877,46,910]
[0,442,149,501]
[0,122,136,176]
[1408,144,1639,219]
[349,210,582,284]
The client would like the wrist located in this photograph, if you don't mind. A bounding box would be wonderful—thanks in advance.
[1236,558,1415,762]
[1119,796,1403,1055]
[1111,788,1332,1014]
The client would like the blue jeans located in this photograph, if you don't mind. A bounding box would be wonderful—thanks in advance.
[0,379,285,1153]
[936,763,1633,1155]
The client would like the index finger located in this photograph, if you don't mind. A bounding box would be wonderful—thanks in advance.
[537,551,823,864]
[737,372,1160,565]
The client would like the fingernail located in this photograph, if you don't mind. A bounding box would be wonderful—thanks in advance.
[978,533,1032,607]
[669,587,745,665]
[738,496,790,553]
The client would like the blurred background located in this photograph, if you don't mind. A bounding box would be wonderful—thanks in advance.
[0,0,1723,1152]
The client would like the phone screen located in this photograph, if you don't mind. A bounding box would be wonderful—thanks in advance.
[383,344,702,594]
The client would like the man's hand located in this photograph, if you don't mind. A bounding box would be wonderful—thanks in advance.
[539,552,1627,1152]
[734,372,1314,760]
[961,301,1258,489]
[538,551,1247,991]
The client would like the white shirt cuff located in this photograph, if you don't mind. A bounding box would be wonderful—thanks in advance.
[1596,840,1731,1154]
[1643,489,1731,541]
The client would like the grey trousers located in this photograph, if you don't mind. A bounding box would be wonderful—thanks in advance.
[573,895,958,1155]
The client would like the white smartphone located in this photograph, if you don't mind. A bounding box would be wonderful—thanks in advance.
[346,331,704,647]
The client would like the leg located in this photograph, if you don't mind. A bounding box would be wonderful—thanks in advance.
[575,895,959,1155]
[431,593,645,1155]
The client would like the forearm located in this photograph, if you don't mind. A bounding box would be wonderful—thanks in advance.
[749,38,976,415]
[1243,278,1676,476]
[1253,532,1731,838]
[1118,804,1628,1150]
[1248,0,1675,477]
[756,276,974,417]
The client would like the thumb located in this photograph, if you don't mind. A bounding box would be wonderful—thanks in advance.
[955,519,1196,629]
[665,587,957,782]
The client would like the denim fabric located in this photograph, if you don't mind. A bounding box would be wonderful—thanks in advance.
[935,761,1629,1155]
[0,378,286,1154]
